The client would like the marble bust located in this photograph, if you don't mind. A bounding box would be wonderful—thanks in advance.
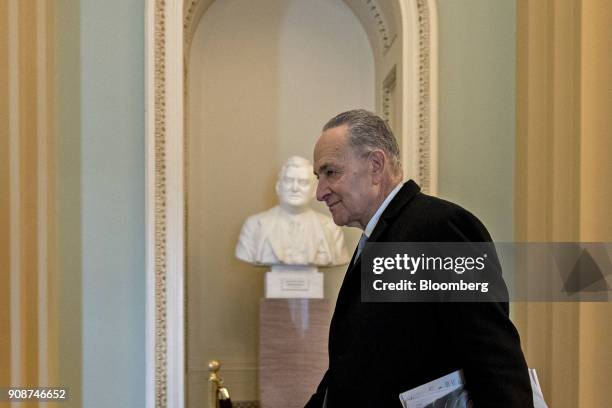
[236,156,349,267]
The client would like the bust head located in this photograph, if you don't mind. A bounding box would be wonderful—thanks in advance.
[275,156,316,212]
[236,155,349,267]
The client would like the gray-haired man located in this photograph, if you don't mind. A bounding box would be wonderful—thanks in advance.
[305,109,532,407]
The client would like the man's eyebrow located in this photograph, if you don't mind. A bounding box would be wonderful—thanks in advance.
[314,164,330,176]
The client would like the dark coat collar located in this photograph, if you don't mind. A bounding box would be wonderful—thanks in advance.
[346,180,421,272]
[367,179,421,243]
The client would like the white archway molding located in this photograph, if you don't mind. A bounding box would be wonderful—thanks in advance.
[145,0,438,407]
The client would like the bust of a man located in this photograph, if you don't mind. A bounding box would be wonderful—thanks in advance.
[236,156,349,266]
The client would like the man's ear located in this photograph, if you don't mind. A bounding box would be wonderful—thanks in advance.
[369,150,386,181]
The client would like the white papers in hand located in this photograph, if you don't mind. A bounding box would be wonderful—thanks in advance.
[399,368,548,408]
[398,370,466,408]
[529,369,548,408]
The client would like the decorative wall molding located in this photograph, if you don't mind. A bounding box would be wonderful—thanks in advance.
[184,0,399,58]
[146,1,438,407]
[415,0,438,195]
[341,0,398,57]
[363,0,397,53]
[153,2,168,406]
[183,0,198,31]
[182,0,198,59]
[182,0,213,59]
[382,66,397,125]
[146,1,185,408]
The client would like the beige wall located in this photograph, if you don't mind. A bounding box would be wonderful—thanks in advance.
[2,0,144,406]
[0,0,10,390]
[578,0,612,406]
[579,0,612,241]
[516,0,612,406]
[186,0,374,406]
[0,0,59,403]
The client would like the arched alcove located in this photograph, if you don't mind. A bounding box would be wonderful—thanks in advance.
[145,1,438,406]
[186,1,375,406]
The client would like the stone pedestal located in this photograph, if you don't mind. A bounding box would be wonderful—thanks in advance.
[259,299,329,408]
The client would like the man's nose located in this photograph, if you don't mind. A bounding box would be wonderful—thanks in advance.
[316,179,329,202]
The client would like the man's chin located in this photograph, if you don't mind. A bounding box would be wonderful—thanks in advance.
[330,213,347,226]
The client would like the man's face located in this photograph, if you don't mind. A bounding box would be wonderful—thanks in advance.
[277,164,315,208]
[313,125,374,228]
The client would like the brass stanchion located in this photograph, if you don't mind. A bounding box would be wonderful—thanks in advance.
[208,360,233,408]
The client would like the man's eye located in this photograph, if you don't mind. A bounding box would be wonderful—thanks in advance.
[325,170,335,176]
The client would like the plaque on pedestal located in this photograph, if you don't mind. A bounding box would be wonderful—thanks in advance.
[259,299,329,408]
[265,265,323,298]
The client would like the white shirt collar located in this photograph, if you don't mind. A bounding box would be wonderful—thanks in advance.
[363,182,403,238]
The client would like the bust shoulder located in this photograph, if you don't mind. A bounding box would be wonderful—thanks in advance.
[244,206,281,226]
